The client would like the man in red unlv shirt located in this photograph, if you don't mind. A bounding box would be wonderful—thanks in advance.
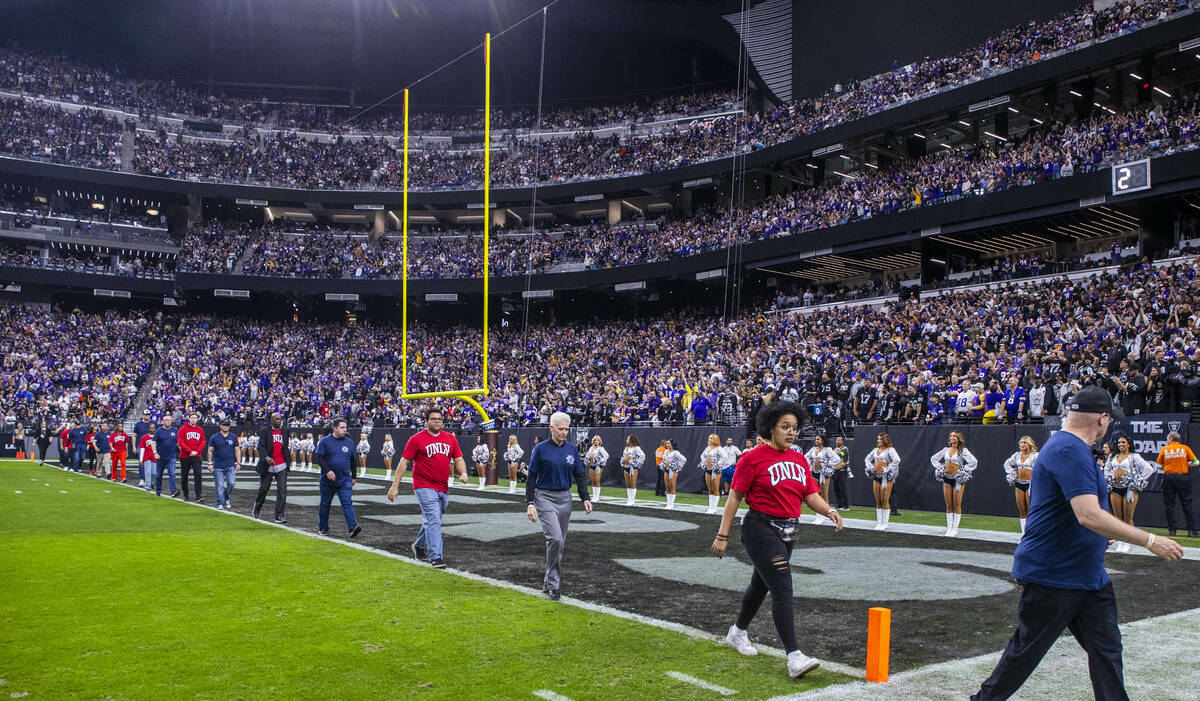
[253,412,292,523]
[178,412,208,503]
[387,407,470,569]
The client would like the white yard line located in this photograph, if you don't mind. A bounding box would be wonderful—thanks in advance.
[532,690,574,701]
[664,670,737,695]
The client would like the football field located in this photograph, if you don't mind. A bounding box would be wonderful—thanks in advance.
[2,458,1198,700]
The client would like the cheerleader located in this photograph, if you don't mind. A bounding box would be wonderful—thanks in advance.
[700,434,726,514]
[804,435,840,523]
[1104,436,1154,553]
[1003,436,1038,534]
[620,435,646,506]
[585,435,609,502]
[356,433,370,477]
[247,432,259,467]
[303,433,316,470]
[502,435,524,494]
[238,432,248,466]
[381,434,396,479]
[661,439,687,509]
[471,435,490,490]
[929,431,978,537]
[288,432,302,470]
[864,433,900,530]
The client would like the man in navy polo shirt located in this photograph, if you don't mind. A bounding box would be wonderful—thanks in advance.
[67,420,87,472]
[91,421,112,479]
[973,386,1183,701]
[150,414,181,498]
[207,419,240,510]
[524,412,592,601]
[314,419,362,538]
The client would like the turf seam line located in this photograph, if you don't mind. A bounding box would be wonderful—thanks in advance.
[664,670,737,695]
[67,462,866,677]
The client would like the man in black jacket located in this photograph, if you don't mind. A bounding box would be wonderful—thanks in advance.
[253,412,293,523]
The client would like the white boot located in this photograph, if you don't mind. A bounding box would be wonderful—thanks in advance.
[949,512,961,537]
[880,510,890,531]
[626,488,636,506]
[1019,518,1026,534]
[665,494,675,510]
[873,509,886,530]
[945,512,954,536]
[706,494,720,514]
[385,470,392,480]
[477,475,486,490]
[508,480,517,494]
[592,486,601,502]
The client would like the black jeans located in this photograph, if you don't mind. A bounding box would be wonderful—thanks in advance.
[735,510,798,653]
[973,581,1126,701]
[1162,473,1195,531]
[179,456,204,501]
[254,467,288,519]
[37,439,50,462]
[654,467,666,496]
[830,469,850,509]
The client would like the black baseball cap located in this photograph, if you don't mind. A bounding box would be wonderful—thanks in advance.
[1068,386,1123,418]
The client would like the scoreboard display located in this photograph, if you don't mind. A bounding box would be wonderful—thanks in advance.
[1111,158,1151,195]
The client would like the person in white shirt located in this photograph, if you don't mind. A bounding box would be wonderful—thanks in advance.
[1003,435,1039,534]
[584,435,610,502]
[356,433,371,477]
[955,384,979,421]
[1104,436,1154,553]
[719,437,742,496]
[804,435,840,524]
[930,431,979,537]
[381,434,396,479]
[864,433,901,530]
[619,435,646,506]
[471,435,491,490]
[700,434,726,514]
[503,434,524,494]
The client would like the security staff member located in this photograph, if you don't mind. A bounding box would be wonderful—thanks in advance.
[315,419,362,538]
[525,412,592,601]
[1156,431,1199,538]
[973,387,1183,701]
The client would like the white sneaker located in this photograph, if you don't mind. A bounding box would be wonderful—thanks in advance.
[787,650,820,678]
[137,480,144,487]
[706,507,719,515]
[947,528,958,537]
[724,625,757,656]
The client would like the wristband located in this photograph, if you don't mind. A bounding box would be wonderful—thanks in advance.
[826,508,838,518]
[1145,533,1155,549]
[714,534,728,540]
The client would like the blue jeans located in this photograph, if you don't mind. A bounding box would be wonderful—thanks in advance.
[318,479,358,532]
[155,456,178,495]
[141,460,155,490]
[414,488,449,561]
[72,446,87,471]
[213,465,237,505]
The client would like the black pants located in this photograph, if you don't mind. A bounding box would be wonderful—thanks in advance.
[254,467,288,519]
[973,581,1126,701]
[655,467,666,496]
[735,510,798,653]
[830,469,850,509]
[1162,473,1195,532]
[37,439,50,462]
[179,456,204,501]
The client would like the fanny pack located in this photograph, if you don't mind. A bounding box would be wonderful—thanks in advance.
[753,511,800,542]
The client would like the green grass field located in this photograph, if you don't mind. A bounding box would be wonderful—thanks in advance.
[0,459,852,700]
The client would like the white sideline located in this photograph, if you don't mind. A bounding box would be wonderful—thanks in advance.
[41,462,865,679]
[532,690,574,701]
[664,671,737,696]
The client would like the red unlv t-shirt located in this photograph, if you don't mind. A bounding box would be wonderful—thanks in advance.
[139,434,155,462]
[731,444,820,518]
[110,432,128,454]
[401,429,463,492]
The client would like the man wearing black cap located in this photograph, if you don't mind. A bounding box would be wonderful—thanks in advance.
[973,386,1184,701]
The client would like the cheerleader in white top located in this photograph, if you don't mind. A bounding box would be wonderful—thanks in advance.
[303,433,316,470]
[503,435,524,494]
[700,434,727,514]
[288,432,302,470]
[805,435,840,523]
[864,432,901,530]
[620,435,646,506]
[661,439,687,509]
[471,435,491,490]
[238,433,250,466]
[585,435,610,502]
[381,434,396,479]
[1104,436,1154,553]
[356,433,370,477]
[1003,435,1039,534]
[247,434,259,467]
[930,431,978,537]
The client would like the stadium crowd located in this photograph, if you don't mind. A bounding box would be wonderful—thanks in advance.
[0,97,124,170]
[5,253,1200,435]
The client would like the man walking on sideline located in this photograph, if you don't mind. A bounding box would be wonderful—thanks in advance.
[90,421,112,479]
[525,412,592,601]
[207,419,240,510]
[315,419,362,538]
[253,413,291,523]
[178,413,207,503]
[387,408,471,569]
[1156,431,1199,537]
[973,387,1183,701]
[150,415,181,498]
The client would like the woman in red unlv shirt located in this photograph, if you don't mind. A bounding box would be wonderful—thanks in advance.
[711,400,843,679]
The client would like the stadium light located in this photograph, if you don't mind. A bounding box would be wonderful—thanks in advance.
[912,132,925,139]
[1069,90,1083,97]
[983,131,1007,142]
[1154,86,1172,97]
[1129,72,1143,80]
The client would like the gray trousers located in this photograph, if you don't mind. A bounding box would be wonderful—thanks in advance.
[534,489,574,591]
